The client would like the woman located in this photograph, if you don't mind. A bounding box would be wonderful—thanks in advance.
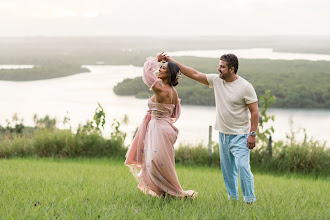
[125,52,196,198]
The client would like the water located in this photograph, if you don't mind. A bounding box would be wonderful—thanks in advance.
[1,65,329,147]
[0,65,34,69]
[169,48,330,61]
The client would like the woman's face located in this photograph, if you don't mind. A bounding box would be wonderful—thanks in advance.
[157,62,169,80]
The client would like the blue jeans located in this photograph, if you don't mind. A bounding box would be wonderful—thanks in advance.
[219,132,256,202]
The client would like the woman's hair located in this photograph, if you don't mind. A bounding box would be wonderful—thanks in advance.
[167,61,180,87]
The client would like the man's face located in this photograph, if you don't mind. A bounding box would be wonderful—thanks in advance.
[218,60,230,79]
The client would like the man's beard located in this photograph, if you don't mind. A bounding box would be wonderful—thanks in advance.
[219,71,229,79]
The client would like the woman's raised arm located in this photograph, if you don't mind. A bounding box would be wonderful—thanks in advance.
[142,57,160,91]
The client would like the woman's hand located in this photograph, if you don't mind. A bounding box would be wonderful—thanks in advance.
[157,52,167,62]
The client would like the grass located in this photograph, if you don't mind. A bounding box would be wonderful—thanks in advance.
[0,158,329,219]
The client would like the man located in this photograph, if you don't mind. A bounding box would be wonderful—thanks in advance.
[165,53,259,203]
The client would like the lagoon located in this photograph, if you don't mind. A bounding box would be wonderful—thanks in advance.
[1,65,329,147]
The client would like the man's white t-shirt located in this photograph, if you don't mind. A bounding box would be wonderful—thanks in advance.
[206,74,258,135]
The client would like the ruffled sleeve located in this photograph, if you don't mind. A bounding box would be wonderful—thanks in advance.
[142,57,160,91]
[170,99,181,123]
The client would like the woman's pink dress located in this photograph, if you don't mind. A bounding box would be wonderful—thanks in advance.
[125,57,196,198]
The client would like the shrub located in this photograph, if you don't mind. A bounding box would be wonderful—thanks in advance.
[271,140,329,175]
[0,104,127,159]
[175,142,220,167]
[0,135,33,158]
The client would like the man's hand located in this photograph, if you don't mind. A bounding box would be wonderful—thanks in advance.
[247,135,256,149]
[165,55,174,62]
[157,52,167,62]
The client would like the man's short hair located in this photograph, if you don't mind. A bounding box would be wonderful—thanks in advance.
[220,54,239,74]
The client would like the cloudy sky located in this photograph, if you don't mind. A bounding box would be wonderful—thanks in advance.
[0,0,329,36]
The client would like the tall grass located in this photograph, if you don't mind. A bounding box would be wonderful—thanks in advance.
[250,139,330,175]
[0,129,125,158]
[0,158,328,219]
[175,140,330,176]
[1,128,329,175]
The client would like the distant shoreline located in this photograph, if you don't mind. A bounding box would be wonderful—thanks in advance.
[0,64,89,81]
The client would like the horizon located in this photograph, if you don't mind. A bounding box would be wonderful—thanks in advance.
[0,35,330,38]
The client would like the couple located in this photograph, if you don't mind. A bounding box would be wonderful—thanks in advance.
[125,52,259,203]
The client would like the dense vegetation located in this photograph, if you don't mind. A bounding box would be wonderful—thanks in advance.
[114,57,330,108]
[1,122,328,176]
[0,63,89,81]
[1,158,329,219]
[0,105,126,158]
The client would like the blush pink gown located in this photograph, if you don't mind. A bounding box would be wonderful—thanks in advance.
[125,57,196,198]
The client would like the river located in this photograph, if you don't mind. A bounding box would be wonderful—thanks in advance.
[1,64,329,147]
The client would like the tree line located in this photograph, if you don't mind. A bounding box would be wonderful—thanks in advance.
[114,57,330,109]
[0,62,89,81]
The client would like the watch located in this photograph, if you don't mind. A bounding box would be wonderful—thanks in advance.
[250,131,257,137]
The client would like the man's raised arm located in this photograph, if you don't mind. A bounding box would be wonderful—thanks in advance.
[166,56,209,85]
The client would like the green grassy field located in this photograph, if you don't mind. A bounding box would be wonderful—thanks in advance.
[0,158,328,219]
